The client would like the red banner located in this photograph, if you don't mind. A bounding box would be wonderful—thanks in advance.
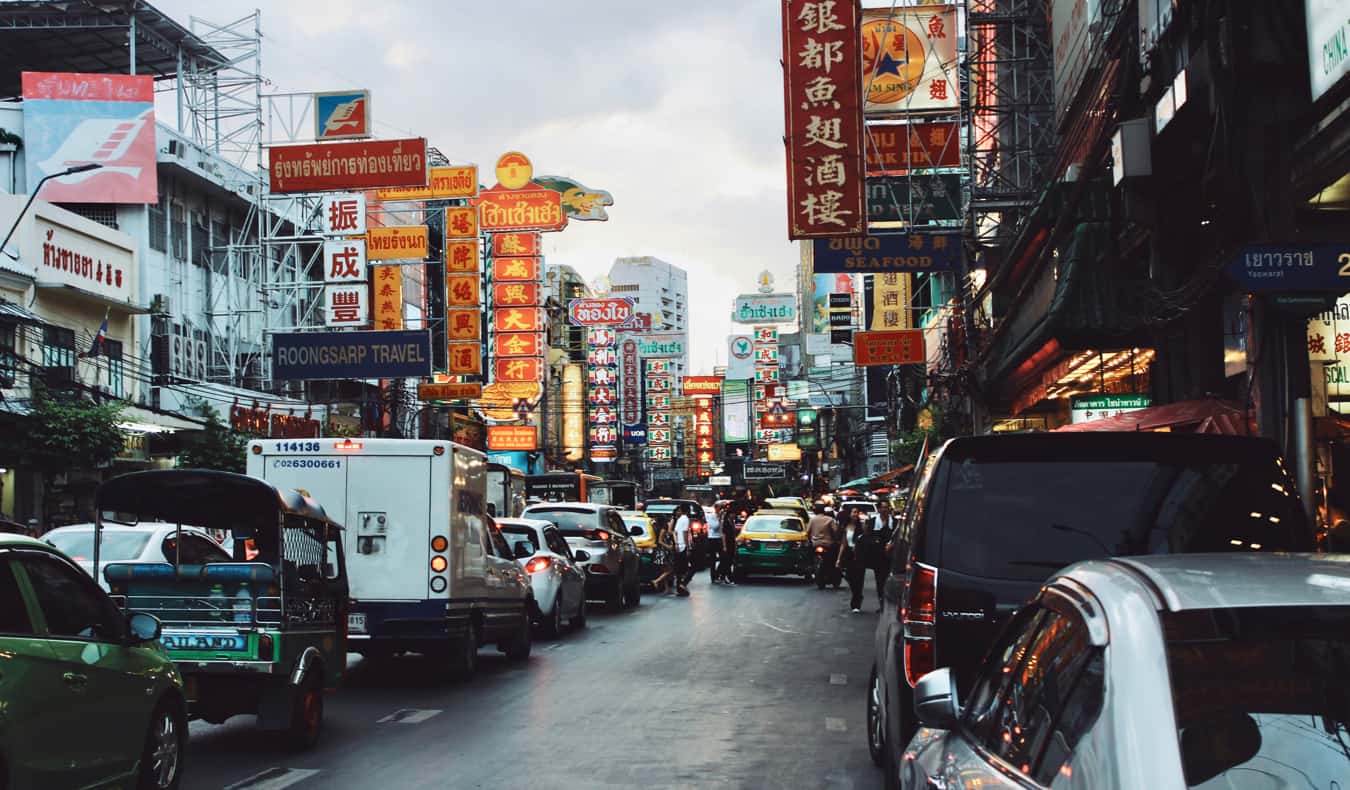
[447,342,482,374]
[782,0,865,238]
[268,137,428,193]
[491,256,542,281]
[487,425,537,451]
[853,329,925,366]
[865,121,961,173]
[446,240,479,273]
[495,332,542,358]
[494,356,544,382]
[493,308,544,333]
[491,232,542,257]
[476,185,567,232]
[493,282,541,307]
[446,308,480,341]
[682,376,723,395]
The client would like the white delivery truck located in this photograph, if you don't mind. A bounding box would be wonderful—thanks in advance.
[247,437,533,676]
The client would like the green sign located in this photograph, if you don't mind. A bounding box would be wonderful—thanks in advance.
[1070,394,1151,424]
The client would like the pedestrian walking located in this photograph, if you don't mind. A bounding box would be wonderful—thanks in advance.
[706,502,724,583]
[651,515,676,594]
[672,505,692,596]
[841,508,867,612]
[718,506,739,585]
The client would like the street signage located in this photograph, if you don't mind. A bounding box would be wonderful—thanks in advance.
[812,234,960,273]
[569,297,635,326]
[1226,244,1350,292]
[767,443,802,462]
[313,90,371,140]
[681,376,722,395]
[589,426,618,445]
[323,284,368,327]
[320,193,366,236]
[854,330,925,366]
[865,121,961,173]
[272,330,431,380]
[623,424,648,443]
[708,475,732,486]
[487,425,537,451]
[1070,394,1152,424]
[475,185,567,232]
[374,165,478,201]
[866,173,963,224]
[492,232,541,257]
[590,446,618,462]
[733,294,797,324]
[268,137,428,193]
[637,335,685,358]
[492,256,541,281]
[831,329,853,345]
[494,357,544,382]
[323,240,367,283]
[621,338,641,425]
[446,273,480,307]
[446,342,481,375]
[446,240,479,273]
[417,382,482,401]
[366,226,428,260]
[744,461,786,480]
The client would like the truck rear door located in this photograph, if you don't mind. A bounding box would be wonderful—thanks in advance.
[344,455,432,601]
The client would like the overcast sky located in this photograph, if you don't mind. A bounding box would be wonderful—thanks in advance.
[156,0,798,373]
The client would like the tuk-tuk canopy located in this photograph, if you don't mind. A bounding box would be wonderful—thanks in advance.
[97,469,337,538]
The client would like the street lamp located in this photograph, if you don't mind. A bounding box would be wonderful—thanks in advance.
[1,163,104,260]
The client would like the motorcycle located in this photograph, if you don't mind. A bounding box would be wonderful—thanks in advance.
[813,544,840,589]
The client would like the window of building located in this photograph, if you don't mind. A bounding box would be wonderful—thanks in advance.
[54,203,119,230]
[103,339,124,398]
[191,212,209,268]
[42,325,75,369]
[148,198,168,252]
[170,202,187,262]
[0,322,17,387]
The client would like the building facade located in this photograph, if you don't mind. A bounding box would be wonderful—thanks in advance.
[608,256,689,380]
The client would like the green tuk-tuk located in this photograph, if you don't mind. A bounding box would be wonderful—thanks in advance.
[97,470,348,750]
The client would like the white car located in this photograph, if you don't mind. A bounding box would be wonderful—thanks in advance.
[496,517,588,637]
[43,522,230,589]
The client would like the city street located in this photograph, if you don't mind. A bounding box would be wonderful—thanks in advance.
[186,578,880,790]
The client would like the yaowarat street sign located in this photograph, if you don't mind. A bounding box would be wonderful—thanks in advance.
[268,137,428,193]
[375,165,478,201]
[492,256,542,281]
[854,329,925,366]
[418,382,483,401]
[487,425,538,451]
[782,0,865,238]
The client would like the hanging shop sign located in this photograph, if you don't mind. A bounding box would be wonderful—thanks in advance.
[754,326,779,345]
[1226,244,1350,293]
[646,394,672,411]
[229,407,322,439]
[589,425,618,445]
[733,294,797,324]
[321,193,367,236]
[727,335,754,379]
[865,120,961,173]
[366,226,428,260]
[860,6,959,115]
[637,334,686,357]
[375,164,478,201]
[590,445,618,462]
[494,332,542,358]
[492,256,542,281]
[811,233,960,273]
[621,338,642,425]
[30,215,133,304]
[493,308,545,333]
[623,425,648,442]
[446,273,480,307]
[493,282,542,307]
[447,342,482,375]
[569,297,636,327]
[267,137,427,193]
[323,239,366,283]
[743,460,786,480]
[533,175,614,221]
[313,90,371,140]
[1306,0,1350,102]
[371,265,403,331]
[447,308,481,341]
[1070,394,1152,424]
[649,411,670,427]
[487,425,538,451]
[869,272,912,331]
[590,407,618,425]
[444,206,479,239]
[647,447,674,461]
[494,356,544,382]
[446,240,479,273]
[853,329,925,366]
[1052,0,1103,120]
[477,381,544,420]
[588,367,617,387]
[272,329,431,380]
[681,376,723,395]
[494,151,534,189]
[866,173,963,224]
[324,284,368,327]
[492,232,542,257]
[475,185,567,232]
[767,443,802,462]
[783,0,865,238]
[418,381,483,401]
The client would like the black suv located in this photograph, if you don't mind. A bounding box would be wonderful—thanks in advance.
[868,432,1315,788]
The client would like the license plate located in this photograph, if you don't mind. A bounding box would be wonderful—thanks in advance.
[348,613,367,633]
[161,630,247,652]
[762,541,782,550]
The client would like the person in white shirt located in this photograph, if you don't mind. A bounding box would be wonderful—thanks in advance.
[705,505,724,584]
[672,506,692,596]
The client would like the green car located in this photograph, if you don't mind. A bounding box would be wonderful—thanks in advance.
[734,511,813,580]
[0,534,186,790]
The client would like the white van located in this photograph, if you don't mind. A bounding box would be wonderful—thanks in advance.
[247,438,533,675]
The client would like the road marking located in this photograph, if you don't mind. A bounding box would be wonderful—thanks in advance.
[825,717,848,732]
[759,620,799,634]
[831,647,850,655]
[546,642,565,650]
[830,673,847,685]
[378,708,443,724]
[224,768,320,790]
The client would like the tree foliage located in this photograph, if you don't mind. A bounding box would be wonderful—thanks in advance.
[23,386,125,468]
[178,405,248,473]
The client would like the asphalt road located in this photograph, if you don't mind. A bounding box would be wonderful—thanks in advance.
[183,574,883,790]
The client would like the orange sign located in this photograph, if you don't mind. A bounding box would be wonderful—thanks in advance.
[418,381,482,401]
[681,376,723,395]
[853,330,925,366]
[446,308,480,341]
[487,425,537,451]
[493,308,544,333]
[371,265,403,330]
[446,240,479,272]
[476,185,566,232]
[446,274,480,307]
[492,232,541,257]
[494,356,544,382]
[494,332,542,358]
[376,165,479,201]
[366,226,428,260]
[447,342,482,374]
[492,282,540,307]
[445,206,479,239]
[476,381,543,420]
[492,256,541,282]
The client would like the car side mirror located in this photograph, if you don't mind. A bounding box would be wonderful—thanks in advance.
[573,550,591,562]
[629,526,644,537]
[912,668,960,730]
[127,611,162,644]
[514,542,533,559]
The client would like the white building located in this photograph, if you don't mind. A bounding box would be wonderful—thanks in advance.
[608,256,689,379]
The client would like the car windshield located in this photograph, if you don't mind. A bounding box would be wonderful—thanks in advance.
[499,526,540,554]
[1162,606,1350,787]
[743,516,804,533]
[45,529,153,562]
[938,458,1310,582]
[524,508,603,537]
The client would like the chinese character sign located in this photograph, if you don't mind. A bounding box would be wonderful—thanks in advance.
[588,327,619,462]
[324,240,368,283]
[860,6,959,115]
[782,0,866,239]
[447,308,480,341]
[869,272,912,330]
[324,284,369,327]
[371,265,403,330]
[321,193,367,236]
[446,274,480,307]
[445,207,479,239]
[446,240,479,273]
[448,341,482,375]
[491,232,541,257]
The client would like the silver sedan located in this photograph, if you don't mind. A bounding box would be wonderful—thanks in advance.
[496,518,587,637]
[900,553,1350,789]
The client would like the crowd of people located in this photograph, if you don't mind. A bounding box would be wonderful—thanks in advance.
[808,501,895,612]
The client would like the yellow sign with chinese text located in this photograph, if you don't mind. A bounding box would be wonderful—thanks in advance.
[869,273,912,331]
[371,265,403,331]
[447,308,480,341]
[445,207,479,239]
[447,342,482,375]
[445,239,478,272]
[446,274,480,307]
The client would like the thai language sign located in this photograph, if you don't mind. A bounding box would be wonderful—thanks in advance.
[569,297,636,327]
[272,330,431,380]
[811,233,959,273]
[32,215,134,304]
[782,0,866,238]
[866,173,962,224]
[375,165,478,201]
[366,226,428,260]
[371,265,403,331]
[476,186,567,232]
[268,137,428,193]
[733,294,797,324]
[621,338,642,426]
[492,232,541,257]
[487,426,538,451]
[681,376,723,396]
[418,382,482,401]
[21,71,157,203]
[865,121,960,173]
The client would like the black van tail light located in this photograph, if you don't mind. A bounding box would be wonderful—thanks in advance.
[902,562,937,688]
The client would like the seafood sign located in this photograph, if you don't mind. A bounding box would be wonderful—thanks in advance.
[268,137,428,193]
[568,297,635,327]
[474,185,567,231]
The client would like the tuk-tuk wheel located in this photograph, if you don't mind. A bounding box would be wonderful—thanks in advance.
[285,675,324,751]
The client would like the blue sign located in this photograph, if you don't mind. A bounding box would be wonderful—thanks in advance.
[1227,244,1350,292]
[623,425,648,443]
[488,451,533,473]
[313,90,371,140]
[812,234,959,274]
[272,330,431,380]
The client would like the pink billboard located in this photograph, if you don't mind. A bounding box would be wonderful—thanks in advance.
[22,72,158,204]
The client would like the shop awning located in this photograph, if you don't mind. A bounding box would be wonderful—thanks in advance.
[871,464,915,483]
[117,404,206,434]
[1055,399,1250,435]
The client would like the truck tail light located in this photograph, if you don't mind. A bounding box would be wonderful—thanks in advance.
[902,562,938,688]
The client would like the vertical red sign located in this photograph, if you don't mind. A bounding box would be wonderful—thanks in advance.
[782,0,866,238]
[621,338,640,427]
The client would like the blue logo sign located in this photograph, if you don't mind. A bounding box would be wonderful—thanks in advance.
[272,330,431,380]
[313,90,371,140]
[623,425,648,443]
[812,234,960,274]
[1226,244,1350,292]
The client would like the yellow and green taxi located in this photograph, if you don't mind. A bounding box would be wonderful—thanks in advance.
[763,497,811,529]
[734,510,812,581]
[1,533,186,789]
[621,511,661,582]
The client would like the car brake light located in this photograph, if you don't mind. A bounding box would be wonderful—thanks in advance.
[589,529,610,542]
[902,562,938,688]
[525,557,552,574]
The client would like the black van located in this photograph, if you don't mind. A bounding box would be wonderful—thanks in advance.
[867,432,1315,788]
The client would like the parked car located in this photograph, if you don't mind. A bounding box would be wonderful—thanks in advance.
[0,533,185,789]
[900,553,1350,788]
[43,522,230,589]
[522,502,641,612]
[869,432,1316,788]
[734,511,812,581]
[621,511,662,584]
[762,498,810,529]
[497,517,588,636]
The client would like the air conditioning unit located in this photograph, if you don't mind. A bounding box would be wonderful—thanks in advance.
[150,293,172,315]
[167,140,184,158]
